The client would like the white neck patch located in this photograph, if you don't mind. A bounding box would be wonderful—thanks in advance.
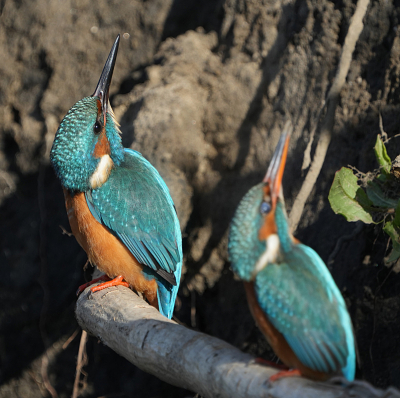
[252,233,280,278]
[90,154,113,189]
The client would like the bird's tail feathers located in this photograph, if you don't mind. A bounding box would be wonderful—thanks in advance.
[342,322,356,381]
[156,263,182,319]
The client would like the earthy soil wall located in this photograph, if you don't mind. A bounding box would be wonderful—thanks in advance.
[1,0,400,396]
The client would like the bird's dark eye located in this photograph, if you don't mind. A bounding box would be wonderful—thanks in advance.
[93,121,102,134]
[260,201,271,215]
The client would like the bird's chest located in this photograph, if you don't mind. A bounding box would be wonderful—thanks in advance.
[63,189,129,276]
[64,189,97,254]
[63,189,158,302]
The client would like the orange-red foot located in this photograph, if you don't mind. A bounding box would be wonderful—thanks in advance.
[255,358,289,370]
[77,274,111,295]
[90,275,129,293]
[269,369,302,382]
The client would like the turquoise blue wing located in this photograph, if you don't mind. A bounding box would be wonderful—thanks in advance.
[85,149,182,318]
[254,244,355,380]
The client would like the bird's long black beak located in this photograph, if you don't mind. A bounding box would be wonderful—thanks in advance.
[92,35,120,117]
[263,121,292,206]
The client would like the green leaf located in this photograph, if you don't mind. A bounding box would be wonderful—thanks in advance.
[383,221,400,262]
[374,135,391,175]
[366,181,398,208]
[377,173,389,183]
[356,186,373,210]
[329,167,375,224]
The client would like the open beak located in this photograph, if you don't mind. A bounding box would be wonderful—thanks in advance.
[92,35,120,118]
[263,122,292,207]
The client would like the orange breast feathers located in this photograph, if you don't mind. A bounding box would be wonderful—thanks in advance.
[243,281,328,381]
[93,131,110,158]
[258,211,277,241]
[63,189,158,308]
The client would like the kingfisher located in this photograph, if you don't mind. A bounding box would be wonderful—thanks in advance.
[50,35,182,319]
[228,128,356,381]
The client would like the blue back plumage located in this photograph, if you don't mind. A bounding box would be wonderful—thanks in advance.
[253,201,355,380]
[254,241,355,379]
[229,179,355,380]
[50,39,182,319]
[86,148,182,319]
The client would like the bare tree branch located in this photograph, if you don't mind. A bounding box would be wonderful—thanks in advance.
[289,0,370,232]
[76,286,400,398]
[72,330,88,398]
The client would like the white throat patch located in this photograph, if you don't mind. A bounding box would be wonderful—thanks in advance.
[90,154,113,189]
[252,233,280,278]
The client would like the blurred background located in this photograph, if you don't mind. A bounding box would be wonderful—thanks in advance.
[1,0,400,396]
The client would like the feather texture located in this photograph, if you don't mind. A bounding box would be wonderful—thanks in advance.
[254,239,355,380]
[85,148,182,318]
[51,38,182,320]
[229,181,355,380]
[228,183,266,281]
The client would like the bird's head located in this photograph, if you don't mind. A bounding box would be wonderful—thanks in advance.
[258,127,290,243]
[50,35,124,192]
[228,126,291,281]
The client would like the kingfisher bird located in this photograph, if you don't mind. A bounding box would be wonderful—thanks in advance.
[50,35,182,319]
[228,128,356,381]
